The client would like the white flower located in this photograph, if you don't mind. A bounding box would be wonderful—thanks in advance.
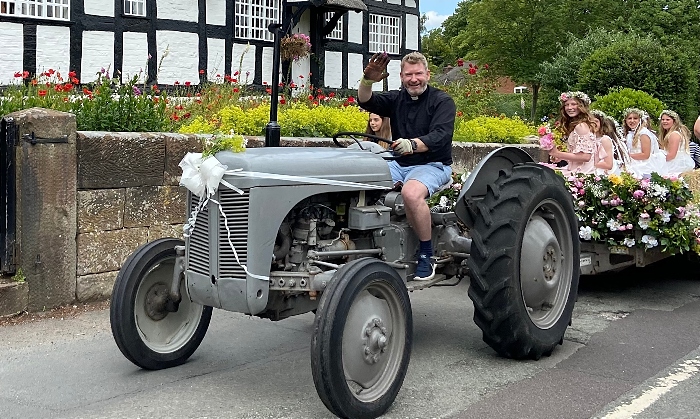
[623,238,636,247]
[651,184,668,197]
[579,226,593,240]
[439,195,449,207]
[607,219,620,231]
[638,218,649,230]
[661,211,671,223]
[641,235,658,249]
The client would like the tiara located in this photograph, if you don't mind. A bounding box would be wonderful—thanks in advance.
[559,91,591,106]
[622,107,648,121]
[590,109,607,119]
[659,109,680,121]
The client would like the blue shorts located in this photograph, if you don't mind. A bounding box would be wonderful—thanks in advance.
[388,161,452,196]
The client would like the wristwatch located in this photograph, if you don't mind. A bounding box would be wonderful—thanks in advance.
[410,139,418,152]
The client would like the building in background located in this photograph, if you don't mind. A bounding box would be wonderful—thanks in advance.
[0,0,420,91]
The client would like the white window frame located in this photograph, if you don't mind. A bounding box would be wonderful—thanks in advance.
[235,0,280,42]
[0,0,70,20]
[123,0,145,17]
[325,12,343,40]
[369,13,401,55]
[514,86,528,94]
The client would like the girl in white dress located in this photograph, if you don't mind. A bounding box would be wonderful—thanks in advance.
[657,110,695,176]
[622,108,664,177]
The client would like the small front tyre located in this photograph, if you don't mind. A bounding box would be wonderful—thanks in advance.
[110,238,212,370]
[311,258,412,419]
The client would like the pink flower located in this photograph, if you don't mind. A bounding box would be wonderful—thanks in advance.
[633,190,645,199]
[560,93,568,101]
[539,133,554,150]
[655,208,663,214]
[626,224,633,230]
[578,189,585,195]
[601,199,609,206]
[537,125,548,136]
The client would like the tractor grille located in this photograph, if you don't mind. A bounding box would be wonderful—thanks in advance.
[218,188,250,278]
[187,188,250,278]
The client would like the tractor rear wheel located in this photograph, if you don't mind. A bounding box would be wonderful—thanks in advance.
[466,163,579,360]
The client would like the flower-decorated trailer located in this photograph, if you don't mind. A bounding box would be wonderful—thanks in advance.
[565,172,700,274]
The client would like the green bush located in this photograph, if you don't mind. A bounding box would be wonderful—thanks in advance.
[591,88,665,123]
[577,36,697,121]
[179,103,367,137]
[453,116,535,144]
[490,93,532,119]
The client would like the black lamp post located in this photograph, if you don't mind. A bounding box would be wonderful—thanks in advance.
[265,23,284,148]
[264,0,367,148]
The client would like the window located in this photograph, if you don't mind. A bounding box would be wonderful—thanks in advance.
[235,0,280,42]
[0,0,70,20]
[325,12,343,40]
[369,14,401,55]
[124,0,145,17]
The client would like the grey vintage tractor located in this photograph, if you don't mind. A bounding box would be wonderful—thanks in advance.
[110,133,580,419]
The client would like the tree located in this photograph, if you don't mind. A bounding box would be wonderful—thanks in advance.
[578,36,697,121]
[455,0,568,119]
[421,28,458,70]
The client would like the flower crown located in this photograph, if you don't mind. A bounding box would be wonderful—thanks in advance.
[559,91,591,106]
[590,109,607,119]
[659,109,680,121]
[622,107,649,121]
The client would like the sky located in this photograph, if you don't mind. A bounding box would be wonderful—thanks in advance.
[420,0,461,31]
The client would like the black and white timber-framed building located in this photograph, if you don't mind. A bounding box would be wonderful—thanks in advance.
[0,0,420,91]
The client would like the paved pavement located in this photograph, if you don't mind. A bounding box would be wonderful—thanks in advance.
[0,255,699,418]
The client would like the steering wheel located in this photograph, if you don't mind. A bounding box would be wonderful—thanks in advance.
[333,131,394,149]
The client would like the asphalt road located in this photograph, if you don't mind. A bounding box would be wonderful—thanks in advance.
[1,255,699,419]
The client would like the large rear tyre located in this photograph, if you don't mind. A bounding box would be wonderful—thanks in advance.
[311,258,412,419]
[110,238,212,370]
[466,163,579,360]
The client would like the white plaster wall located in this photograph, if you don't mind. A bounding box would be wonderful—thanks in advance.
[262,46,281,86]
[0,23,23,84]
[36,26,70,77]
[406,0,416,8]
[387,60,401,91]
[405,14,419,51]
[290,58,311,86]
[121,32,149,81]
[348,11,363,44]
[207,38,226,78]
[156,30,200,85]
[347,53,364,90]
[84,0,114,17]
[232,43,256,83]
[206,0,226,26]
[158,0,198,22]
[81,31,114,83]
[324,51,343,88]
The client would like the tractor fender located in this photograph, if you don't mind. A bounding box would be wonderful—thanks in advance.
[454,146,534,226]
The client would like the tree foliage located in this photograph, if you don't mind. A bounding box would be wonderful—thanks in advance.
[578,37,697,120]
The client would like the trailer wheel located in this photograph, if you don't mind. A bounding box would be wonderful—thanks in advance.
[311,258,412,419]
[110,238,212,370]
[466,163,579,360]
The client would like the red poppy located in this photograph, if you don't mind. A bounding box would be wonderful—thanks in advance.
[483,64,489,69]
[199,69,205,74]
[347,96,355,103]
[457,58,464,67]
[468,67,477,75]
[22,71,29,79]
[184,81,191,86]
[233,88,239,93]
[14,72,21,78]
[38,90,47,97]
[457,111,464,117]
[328,92,335,98]
[308,95,314,100]
[68,71,76,78]
[280,98,286,104]
[174,81,180,85]
[266,88,272,94]
[71,77,79,84]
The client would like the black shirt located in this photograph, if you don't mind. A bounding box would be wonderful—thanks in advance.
[360,85,456,166]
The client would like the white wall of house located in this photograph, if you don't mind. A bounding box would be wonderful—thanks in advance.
[36,26,71,76]
[122,32,150,81]
[84,0,115,17]
[156,30,200,84]
[158,0,198,22]
[0,0,420,89]
[206,0,227,26]
[0,23,23,84]
[81,31,114,83]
